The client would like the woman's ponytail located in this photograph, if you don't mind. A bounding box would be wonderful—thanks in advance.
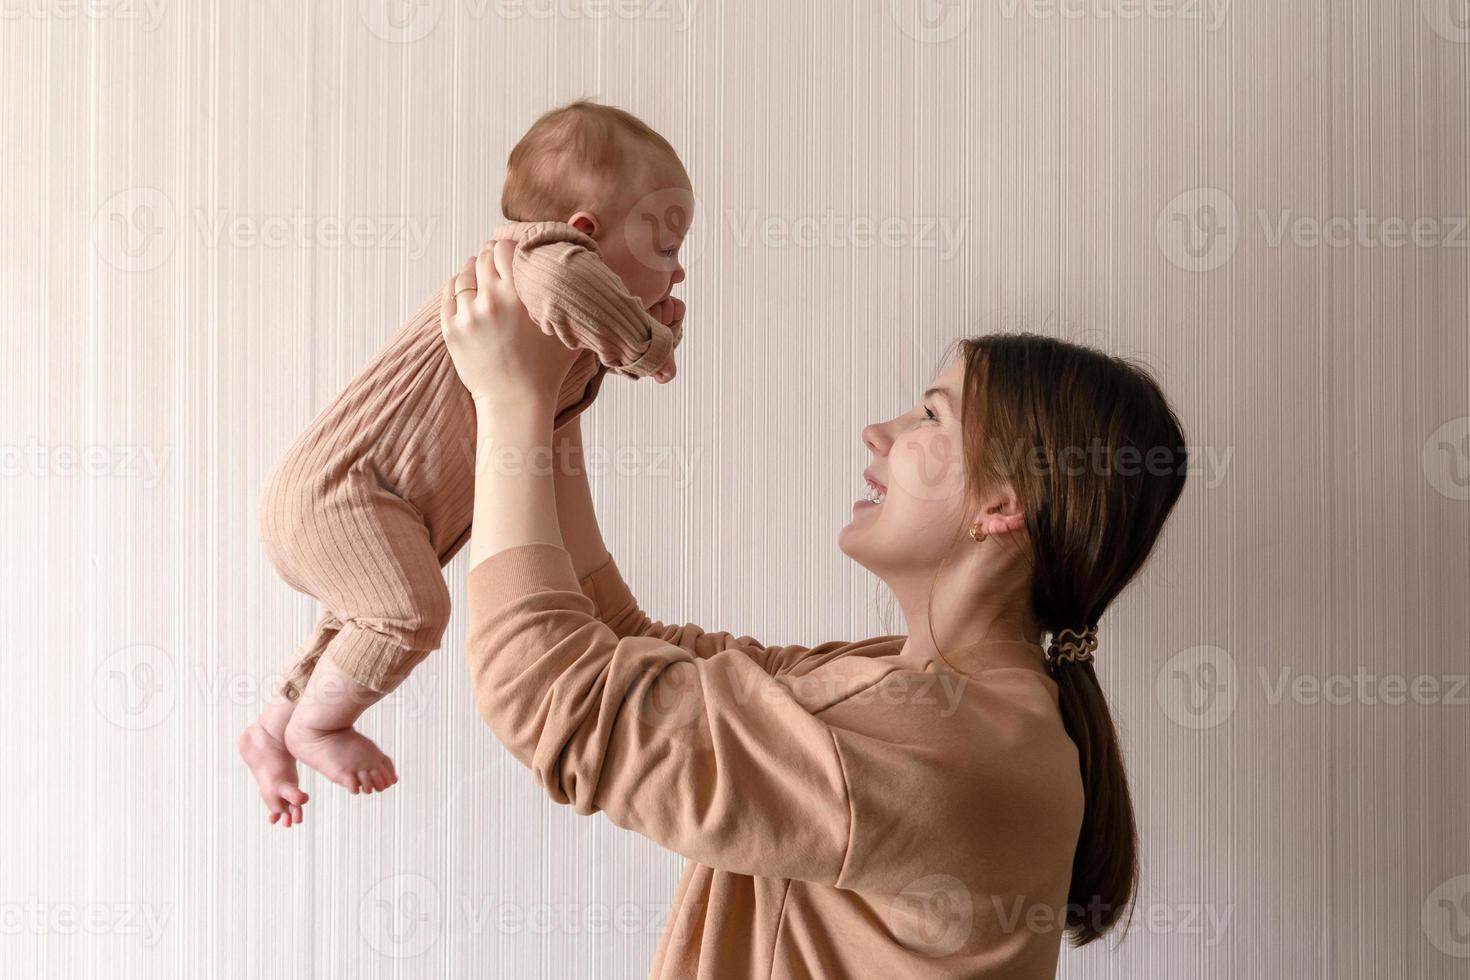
[953,333,1189,946]
[1053,661,1138,944]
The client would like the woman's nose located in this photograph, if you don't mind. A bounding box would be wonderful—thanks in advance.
[862,420,891,456]
[670,264,686,286]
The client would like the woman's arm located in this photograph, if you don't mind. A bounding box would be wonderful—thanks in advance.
[466,391,562,568]
[450,242,807,668]
[549,415,615,581]
[465,539,870,885]
[462,536,989,893]
[551,414,854,672]
[443,251,947,888]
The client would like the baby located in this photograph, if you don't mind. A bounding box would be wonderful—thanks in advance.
[239,100,694,826]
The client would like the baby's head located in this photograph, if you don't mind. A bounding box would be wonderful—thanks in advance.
[502,100,692,311]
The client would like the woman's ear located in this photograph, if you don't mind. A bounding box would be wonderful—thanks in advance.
[974,487,1027,537]
[567,210,601,238]
[975,511,1027,537]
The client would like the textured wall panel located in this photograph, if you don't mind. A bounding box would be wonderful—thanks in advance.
[2,1,1467,977]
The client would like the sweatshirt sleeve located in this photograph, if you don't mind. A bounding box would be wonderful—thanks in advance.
[571,549,843,675]
[465,541,861,884]
[492,221,682,379]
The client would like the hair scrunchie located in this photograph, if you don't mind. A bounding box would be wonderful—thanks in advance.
[1046,625,1099,674]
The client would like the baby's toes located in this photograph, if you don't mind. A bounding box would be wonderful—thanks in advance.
[260,788,285,819]
[326,767,359,793]
[281,785,309,807]
[357,770,375,794]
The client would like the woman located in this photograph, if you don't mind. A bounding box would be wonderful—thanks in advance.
[440,241,1189,979]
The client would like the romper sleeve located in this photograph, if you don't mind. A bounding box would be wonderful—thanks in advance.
[493,221,682,379]
[465,541,866,885]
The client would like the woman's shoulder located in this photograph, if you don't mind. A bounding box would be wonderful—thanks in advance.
[786,642,1076,774]
[786,642,1084,894]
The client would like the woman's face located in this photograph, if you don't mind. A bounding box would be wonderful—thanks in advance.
[839,359,974,574]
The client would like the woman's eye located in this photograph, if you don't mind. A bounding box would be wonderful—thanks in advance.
[905,405,940,426]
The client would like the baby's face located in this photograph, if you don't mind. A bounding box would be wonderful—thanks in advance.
[573,164,692,310]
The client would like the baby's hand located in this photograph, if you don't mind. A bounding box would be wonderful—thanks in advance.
[649,295,685,327]
[648,297,684,384]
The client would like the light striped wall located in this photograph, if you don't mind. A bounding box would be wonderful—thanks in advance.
[3,1,1468,976]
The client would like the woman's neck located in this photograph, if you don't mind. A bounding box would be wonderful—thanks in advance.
[893,576,1048,675]
[900,632,1048,676]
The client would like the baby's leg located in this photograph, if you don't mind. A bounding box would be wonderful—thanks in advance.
[258,424,459,702]
[239,610,337,825]
[256,442,460,797]
[238,686,311,827]
[283,654,397,795]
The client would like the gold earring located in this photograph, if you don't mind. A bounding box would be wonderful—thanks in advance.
[968,522,982,542]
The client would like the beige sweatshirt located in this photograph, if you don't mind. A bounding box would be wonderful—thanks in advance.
[259,221,682,702]
[467,540,1087,979]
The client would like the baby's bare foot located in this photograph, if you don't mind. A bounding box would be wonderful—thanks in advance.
[284,717,398,796]
[238,719,310,827]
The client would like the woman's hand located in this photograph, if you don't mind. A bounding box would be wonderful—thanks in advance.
[440,239,581,405]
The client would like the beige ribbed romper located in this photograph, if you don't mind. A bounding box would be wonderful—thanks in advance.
[258,221,682,701]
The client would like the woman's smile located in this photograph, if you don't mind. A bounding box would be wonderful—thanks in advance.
[854,473,888,512]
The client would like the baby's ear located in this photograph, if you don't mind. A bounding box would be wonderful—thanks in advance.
[567,210,601,238]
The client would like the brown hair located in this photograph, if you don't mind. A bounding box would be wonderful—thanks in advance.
[501,99,687,223]
[945,332,1189,946]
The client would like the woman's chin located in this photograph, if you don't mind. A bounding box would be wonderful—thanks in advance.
[837,508,879,559]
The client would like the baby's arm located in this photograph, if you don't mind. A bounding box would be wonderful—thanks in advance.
[493,221,684,379]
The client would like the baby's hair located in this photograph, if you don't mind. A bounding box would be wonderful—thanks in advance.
[501,99,687,223]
